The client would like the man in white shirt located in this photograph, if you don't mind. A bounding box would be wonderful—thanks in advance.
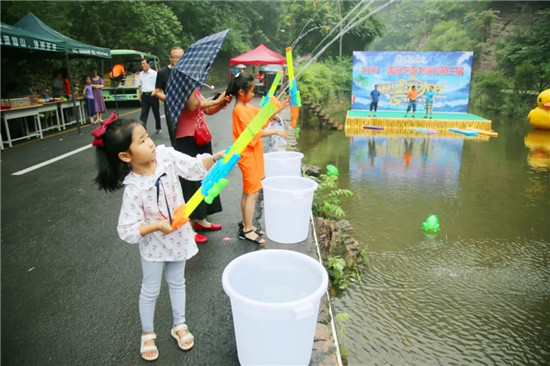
[138,59,161,133]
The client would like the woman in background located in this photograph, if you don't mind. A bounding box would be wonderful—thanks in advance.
[91,68,106,123]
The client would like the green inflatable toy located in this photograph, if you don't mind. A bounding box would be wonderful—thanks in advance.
[422,214,440,234]
[326,164,339,176]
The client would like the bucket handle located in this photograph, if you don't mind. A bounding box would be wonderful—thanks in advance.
[293,303,314,320]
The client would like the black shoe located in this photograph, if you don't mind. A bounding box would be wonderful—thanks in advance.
[238,228,265,244]
[237,221,265,236]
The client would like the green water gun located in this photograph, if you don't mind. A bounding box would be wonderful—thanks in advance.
[260,71,282,107]
[171,96,281,229]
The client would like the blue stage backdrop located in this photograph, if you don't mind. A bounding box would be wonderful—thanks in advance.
[351,51,473,112]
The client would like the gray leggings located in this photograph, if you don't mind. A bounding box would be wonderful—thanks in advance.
[140,257,187,332]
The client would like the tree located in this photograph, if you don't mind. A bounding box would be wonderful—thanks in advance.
[474,71,508,111]
[0,1,183,64]
[166,1,286,56]
[280,0,383,59]
[369,0,485,51]
[423,21,473,52]
[497,9,550,92]
[464,8,500,44]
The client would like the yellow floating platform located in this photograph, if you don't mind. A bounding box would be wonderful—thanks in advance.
[345,110,493,139]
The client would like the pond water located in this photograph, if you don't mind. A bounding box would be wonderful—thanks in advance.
[297,111,550,365]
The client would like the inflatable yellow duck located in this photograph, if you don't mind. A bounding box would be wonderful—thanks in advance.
[528,89,550,129]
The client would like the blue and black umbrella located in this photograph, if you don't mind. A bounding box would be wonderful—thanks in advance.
[165,29,230,129]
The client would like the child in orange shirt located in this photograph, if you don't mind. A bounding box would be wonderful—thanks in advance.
[227,72,289,244]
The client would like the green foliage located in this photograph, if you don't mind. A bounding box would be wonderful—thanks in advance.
[310,174,353,220]
[496,9,550,93]
[334,312,351,364]
[1,1,182,63]
[370,0,485,51]
[297,62,333,105]
[502,92,531,118]
[334,312,351,338]
[280,0,384,59]
[464,9,500,44]
[369,0,421,51]
[473,71,509,111]
[326,256,361,290]
[513,62,538,95]
[296,57,352,123]
[327,257,347,284]
[423,21,472,52]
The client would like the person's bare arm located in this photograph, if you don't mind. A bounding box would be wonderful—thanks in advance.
[155,88,166,101]
[202,92,232,115]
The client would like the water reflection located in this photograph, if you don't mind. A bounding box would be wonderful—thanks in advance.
[524,129,550,171]
[298,121,550,365]
[350,135,464,192]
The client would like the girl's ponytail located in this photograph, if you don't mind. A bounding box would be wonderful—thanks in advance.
[93,118,140,192]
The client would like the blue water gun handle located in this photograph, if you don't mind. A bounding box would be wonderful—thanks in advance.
[289,80,301,107]
[201,146,241,203]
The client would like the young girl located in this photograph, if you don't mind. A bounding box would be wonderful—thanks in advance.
[92,114,224,361]
[82,76,95,124]
[226,72,289,244]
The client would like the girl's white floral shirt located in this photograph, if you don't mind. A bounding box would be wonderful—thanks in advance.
[117,145,210,262]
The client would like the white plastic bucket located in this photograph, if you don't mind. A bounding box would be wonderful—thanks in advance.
[222,249,329,366]
[262,176,318,244]
[264,151,304,178]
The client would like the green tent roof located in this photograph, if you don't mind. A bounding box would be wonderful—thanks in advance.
[0,22,66,53]
[15,12,110,58]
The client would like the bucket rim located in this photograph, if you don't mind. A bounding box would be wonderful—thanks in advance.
[222,249,328,310]
[261,176,318,193]
[264,151,304,159]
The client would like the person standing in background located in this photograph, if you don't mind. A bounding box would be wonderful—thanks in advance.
[171,86,230,244]
[155,46,184,146]
[425,85,435,119]
[51,69,64,97]
[368,84,381,117]
[82,76,96,124]
[91,68,106,123]
[60,68,72,97]
[138,59,162,133]
[404,85,418,118]
[110,63,126,86]
[226,73,288,244]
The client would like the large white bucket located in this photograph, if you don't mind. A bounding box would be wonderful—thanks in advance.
[262,176,318,244]
[222,249,329,366]
[264,151,304,178]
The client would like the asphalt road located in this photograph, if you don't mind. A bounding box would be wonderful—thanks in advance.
[1,100,262,365]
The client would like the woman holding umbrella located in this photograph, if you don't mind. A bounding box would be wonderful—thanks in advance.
[165,30,232,243]
[173,89,231,243]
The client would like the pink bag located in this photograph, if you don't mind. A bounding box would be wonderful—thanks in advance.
[193,92,212,146]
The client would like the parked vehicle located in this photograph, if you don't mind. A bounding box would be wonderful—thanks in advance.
[102,49,160,102]
[256,64,285,96]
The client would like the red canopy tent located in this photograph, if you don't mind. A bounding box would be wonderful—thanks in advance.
[229,44,286,67]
